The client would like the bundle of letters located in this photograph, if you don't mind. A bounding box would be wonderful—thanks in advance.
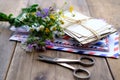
[61,11,116,44]
[9,11,120,58]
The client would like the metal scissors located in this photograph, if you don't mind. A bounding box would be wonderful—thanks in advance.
[37,55,95,80]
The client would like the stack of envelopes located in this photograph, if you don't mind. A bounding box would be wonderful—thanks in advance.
[61,11,117,44]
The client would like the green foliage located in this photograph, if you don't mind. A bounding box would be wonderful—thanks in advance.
[0,12,13,21]
[0,4,38,27]
[0,4,64,51]
[22,4,38,13]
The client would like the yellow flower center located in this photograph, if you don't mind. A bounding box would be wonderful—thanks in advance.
[45,28,50,33]
[69,6,74,13]
[60,20,64,24]
[31,12,35,15]
[50,14,55,20]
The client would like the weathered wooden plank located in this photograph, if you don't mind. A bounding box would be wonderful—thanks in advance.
[30,50,57,80]
[86,0,120,80]
[6,43,34,80]
[86,0,120,30]
[0,0,28,80]
[6,0,113,80]
[0,24,15,80]
[107,59,120,80]
[6,43,58,80]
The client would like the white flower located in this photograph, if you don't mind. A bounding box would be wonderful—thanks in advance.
[32,25,36,29]
[50,25,57,31]
[36,25,45,31]
[28,25,36,31]
[46,16,50,21]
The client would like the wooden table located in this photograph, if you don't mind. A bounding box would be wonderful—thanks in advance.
[0,0,120,80]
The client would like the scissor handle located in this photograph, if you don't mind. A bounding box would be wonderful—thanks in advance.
[79,56,95,67]
[73,68,90,80]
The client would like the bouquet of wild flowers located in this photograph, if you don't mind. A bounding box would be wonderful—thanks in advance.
[0,4,65,51]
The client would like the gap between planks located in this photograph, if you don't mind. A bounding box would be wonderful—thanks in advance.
[4,42,17,80]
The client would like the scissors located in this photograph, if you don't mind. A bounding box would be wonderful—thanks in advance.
[37,55,95,80]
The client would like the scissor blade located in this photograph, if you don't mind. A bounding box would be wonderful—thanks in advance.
[56,58,78,62]
[57,63,75,70]
[38,55,79,63]
[37,55,57,63]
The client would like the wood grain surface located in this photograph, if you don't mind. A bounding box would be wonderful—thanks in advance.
[0,0,28,80]
[86,0,120,80]
[0,0,120,80]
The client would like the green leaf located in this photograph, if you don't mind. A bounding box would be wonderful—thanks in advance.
[8,14,13,19]
[22,4,38,13]
[30,4,38,8]
[0,12,9,21]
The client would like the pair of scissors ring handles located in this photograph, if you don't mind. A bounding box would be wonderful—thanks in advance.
[37,55,95,80]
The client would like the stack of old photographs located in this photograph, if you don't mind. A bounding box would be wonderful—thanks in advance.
[61,11,117,45]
